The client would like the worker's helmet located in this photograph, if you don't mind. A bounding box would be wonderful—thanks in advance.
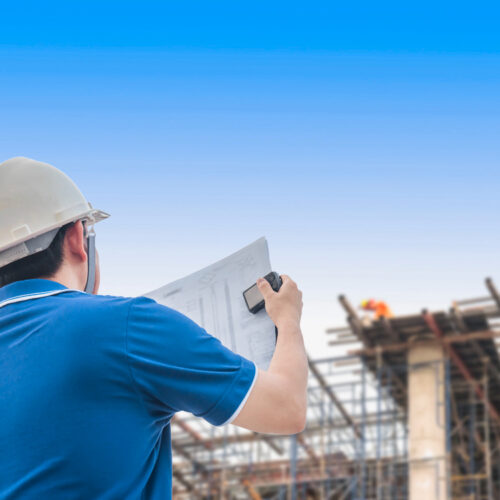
[360,298,376,310]
[0,157,109,291]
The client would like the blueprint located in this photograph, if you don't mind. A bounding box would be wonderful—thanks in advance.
[145,238,276,369]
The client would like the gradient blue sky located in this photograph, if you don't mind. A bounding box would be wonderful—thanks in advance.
[1,2,499,356]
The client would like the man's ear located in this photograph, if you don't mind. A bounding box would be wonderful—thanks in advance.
[64,221,88,264]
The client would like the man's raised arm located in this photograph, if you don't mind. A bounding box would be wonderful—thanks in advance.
[233,275,308,434]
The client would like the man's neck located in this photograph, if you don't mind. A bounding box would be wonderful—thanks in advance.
[45,265,85,292]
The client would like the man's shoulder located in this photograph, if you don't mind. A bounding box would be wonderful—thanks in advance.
[49,293,171,342]
[60,290,136,309]
[60,292,182,324]
[60,292,151,314]
[48,291,133,326]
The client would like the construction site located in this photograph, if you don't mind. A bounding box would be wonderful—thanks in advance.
[170,277,500,500]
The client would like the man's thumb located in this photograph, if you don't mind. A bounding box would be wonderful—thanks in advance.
[257,278,273,299]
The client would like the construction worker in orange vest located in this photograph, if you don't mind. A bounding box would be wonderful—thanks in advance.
[360,298,393,319]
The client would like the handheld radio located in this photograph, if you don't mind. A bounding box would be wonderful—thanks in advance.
[243,272,282,314]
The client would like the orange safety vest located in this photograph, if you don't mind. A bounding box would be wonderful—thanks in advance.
[374,301,393,319]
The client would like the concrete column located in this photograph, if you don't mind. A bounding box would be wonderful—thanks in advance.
[407,340,447,500]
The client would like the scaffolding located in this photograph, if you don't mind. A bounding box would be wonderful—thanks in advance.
[171,278,500,499]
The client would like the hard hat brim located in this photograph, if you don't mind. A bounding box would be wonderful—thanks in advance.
[0,208,110,268]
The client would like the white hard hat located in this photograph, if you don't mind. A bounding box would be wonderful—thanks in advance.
[0,157,109,269]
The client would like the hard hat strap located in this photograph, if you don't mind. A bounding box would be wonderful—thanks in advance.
[84,227,96,294]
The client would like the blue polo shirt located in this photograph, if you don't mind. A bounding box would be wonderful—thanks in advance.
[0,279,257,499]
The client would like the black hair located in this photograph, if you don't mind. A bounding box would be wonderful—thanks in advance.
[0,223,72,288]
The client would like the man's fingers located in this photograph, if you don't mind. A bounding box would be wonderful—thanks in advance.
[258,274,298,302]
[257,278,274,299]
[280,274,297,289]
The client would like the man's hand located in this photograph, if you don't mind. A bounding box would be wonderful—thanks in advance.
[257,274,303,329]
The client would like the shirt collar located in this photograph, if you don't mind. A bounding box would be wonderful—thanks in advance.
[0,279,68,303]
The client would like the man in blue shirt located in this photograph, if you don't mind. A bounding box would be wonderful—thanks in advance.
[0,157,307,499]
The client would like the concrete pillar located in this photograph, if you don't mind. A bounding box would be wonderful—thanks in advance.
[407,340,447,500]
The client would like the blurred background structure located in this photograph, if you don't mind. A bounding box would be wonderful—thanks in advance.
[171,277,500,499]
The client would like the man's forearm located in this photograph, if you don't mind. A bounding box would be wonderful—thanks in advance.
[268,320,308,418]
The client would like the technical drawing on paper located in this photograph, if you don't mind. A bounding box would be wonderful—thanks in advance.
[145,238,276,369]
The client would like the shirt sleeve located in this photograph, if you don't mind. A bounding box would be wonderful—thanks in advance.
[125,296,257,426]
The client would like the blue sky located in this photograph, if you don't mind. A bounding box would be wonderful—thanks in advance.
[1,2,499,356]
